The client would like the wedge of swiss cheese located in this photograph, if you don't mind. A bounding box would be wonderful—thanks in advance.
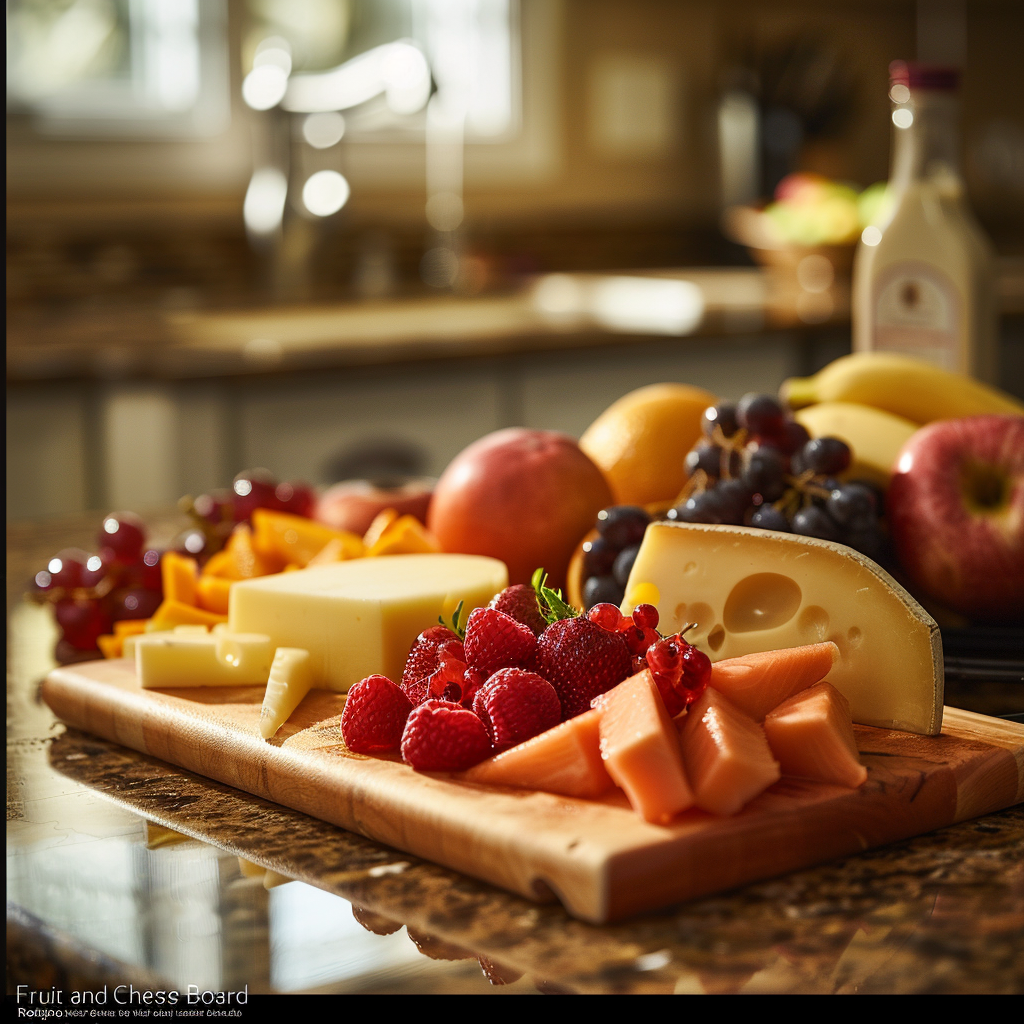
[621,522,943,735]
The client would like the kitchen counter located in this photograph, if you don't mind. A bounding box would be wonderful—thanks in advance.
[7,516,1024,996]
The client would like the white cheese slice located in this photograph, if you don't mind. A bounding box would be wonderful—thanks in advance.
[622,522,943,735]
[135,630,273,688]
[260,647,313,739]
[228,553,508,692]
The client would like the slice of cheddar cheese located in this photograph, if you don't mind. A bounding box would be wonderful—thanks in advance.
[622,522,943,735]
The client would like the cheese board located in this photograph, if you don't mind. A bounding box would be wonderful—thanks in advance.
[41,658,1024,924]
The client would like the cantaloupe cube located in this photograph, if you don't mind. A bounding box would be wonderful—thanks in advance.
[709,641,838,722]
[462,708,613,798]
[763,682,867,788]
[594,671,693,824]
[678,688,781,816]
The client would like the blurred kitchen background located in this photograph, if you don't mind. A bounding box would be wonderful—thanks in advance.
[7,0,1024,522]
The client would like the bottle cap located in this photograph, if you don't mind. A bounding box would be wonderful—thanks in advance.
[889,61,959,91]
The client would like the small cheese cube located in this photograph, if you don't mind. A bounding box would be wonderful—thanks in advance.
[228,554,508,692]
[260,647,314,739]
[136,631,272,688]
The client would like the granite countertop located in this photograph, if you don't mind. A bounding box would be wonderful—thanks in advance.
[7,518,1024,996]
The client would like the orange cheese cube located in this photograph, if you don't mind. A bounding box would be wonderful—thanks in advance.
[196,574,232,615]
[149,599,228,630]
[594,670,693,824]
[367,515,442,557]
[251,508,363,568]
[97,634,123,659]
[362,508,400,549]
[161,551,199,606]
[113,619,149,637]
[763,682,868,788]
[678,688,781,816]
[708,641,838,722]
[462,708,613,799]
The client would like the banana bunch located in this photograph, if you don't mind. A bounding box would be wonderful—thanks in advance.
[782,353,1024,485]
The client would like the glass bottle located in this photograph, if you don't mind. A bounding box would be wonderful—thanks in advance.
[852,62,997,382]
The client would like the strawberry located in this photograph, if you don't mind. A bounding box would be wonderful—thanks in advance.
[487,584,547,636]
[463,607,537,680]
[341,675,413,753]
[400,699,493,771]
[534,616,632,719]
[472,668,561,750]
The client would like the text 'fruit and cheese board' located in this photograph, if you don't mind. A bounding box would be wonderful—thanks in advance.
[41,658,1023,924]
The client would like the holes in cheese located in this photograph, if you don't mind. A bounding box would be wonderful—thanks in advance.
[228,553,508,693]
[260,647,314,740]
[622,522,943,735]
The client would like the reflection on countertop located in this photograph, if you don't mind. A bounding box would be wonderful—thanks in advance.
[7,580,1024,995]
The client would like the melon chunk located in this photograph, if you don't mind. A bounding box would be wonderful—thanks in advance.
[462,708,613,798]
[763,682,867,788]
[709,641,839,722]
[594,671,693,824]
[678,688,781,816]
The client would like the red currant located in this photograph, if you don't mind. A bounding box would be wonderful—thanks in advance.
[632,604,659,630]
[587,603,622,632]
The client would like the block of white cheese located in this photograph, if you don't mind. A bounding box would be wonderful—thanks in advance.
[260,647,313,740]
[622,522,943,735]
[136,631,274,688]
[228,553,508,692]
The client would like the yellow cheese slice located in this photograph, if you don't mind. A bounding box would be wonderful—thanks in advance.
[135,630,273,688]
[228,553,507,692]
[621,522,943,735]
[260,647,314,739]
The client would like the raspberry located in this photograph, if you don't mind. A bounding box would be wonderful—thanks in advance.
[400,699,493,771]
[472,668,561,750]
[460,666,487,708]
[402,625,463,690]
[341,675,414,753]
[463,607,537,680]
[534,617,632,719]
[487,584,547,636]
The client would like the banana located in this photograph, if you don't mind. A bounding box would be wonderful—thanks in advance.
[795,401,919,488]
[782,352,1024,424]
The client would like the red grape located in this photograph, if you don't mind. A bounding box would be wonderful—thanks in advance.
[98,512,146,564]
[274,481,315,517]
[46,548,89,589]
[105,586,162,622]
[54,598,110,650]
[231,469,278,521]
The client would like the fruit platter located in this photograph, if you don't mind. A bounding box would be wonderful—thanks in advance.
[35,353,1024,923]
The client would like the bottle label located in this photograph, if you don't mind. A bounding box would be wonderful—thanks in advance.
[872,262,961,370]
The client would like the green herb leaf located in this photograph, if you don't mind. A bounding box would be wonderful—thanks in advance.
[531,568,580,626]
[438,599,467,640]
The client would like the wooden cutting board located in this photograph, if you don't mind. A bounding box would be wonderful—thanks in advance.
[42,659,1024,924]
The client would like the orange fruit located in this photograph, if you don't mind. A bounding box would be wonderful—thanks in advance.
[579,383,717,506]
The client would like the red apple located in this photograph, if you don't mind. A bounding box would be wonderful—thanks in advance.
[428,428,614,589]
[887,415,1024,622]
[314,478,434,537]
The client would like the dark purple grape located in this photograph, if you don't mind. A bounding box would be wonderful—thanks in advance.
[595,506,650,548]
[98,512,147,565]
[686,443,742,480]
[798,437,852,476]
[740,447,787,501]
[701,402,739,439]
[843,527,888,562]
[826,483,878,532]
[582,534,617,578]
[669,490,725,524]
[737,394,786,436]
[791,506,842,541]
[715,479,754,525]
[583,574,624,611]
[612,544,641,587]
[749,505,791,532]
[781,421,811,455]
